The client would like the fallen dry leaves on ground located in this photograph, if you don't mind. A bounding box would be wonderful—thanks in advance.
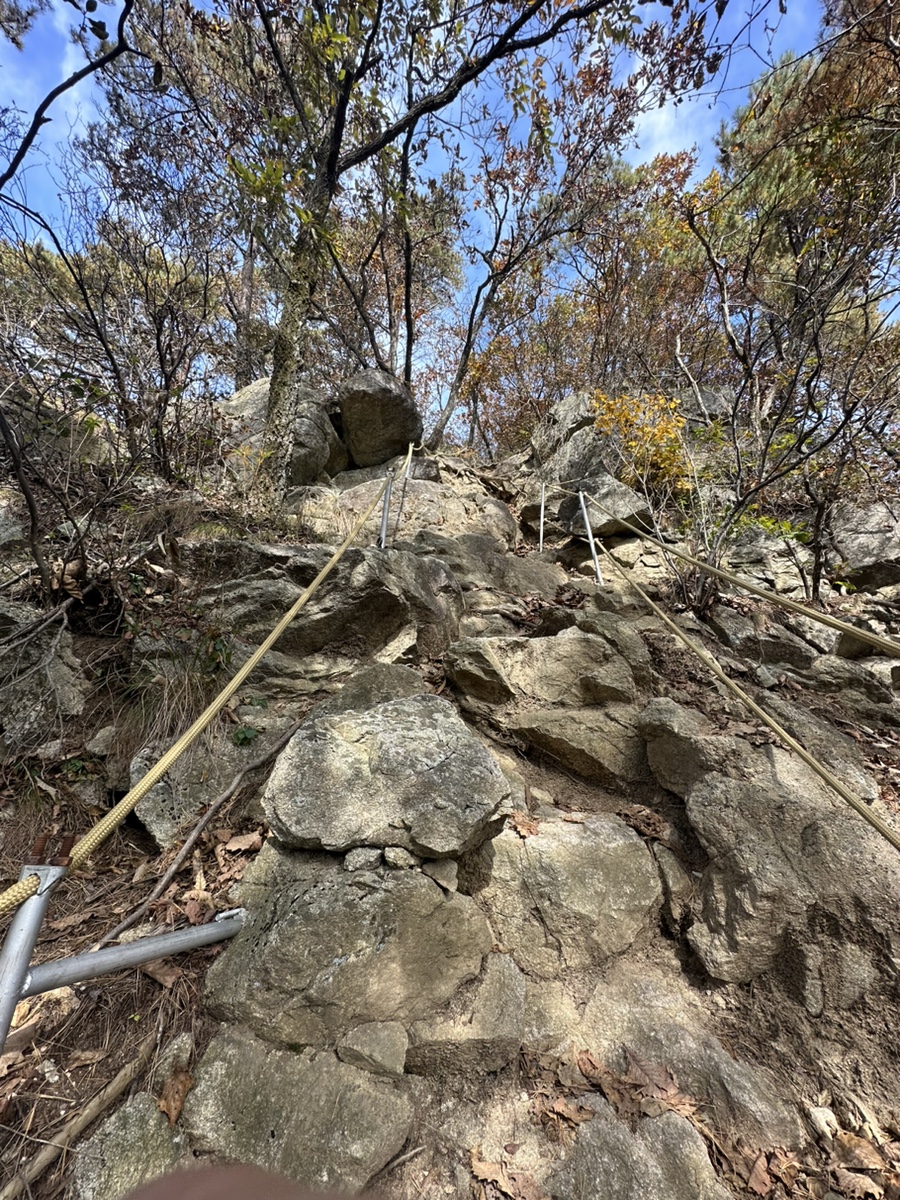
[517,1045,900,1200]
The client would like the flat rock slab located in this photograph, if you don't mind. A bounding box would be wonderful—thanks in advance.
[479,816,661,978]
[576,959,803,1149]
[507,704,648,784]
[446,630,636,711]
[206,846,492,1046]
[264,695,510,856]
[182,1026,412,1194]
[548,1097,732,1200]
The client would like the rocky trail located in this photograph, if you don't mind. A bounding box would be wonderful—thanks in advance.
[1,385,900,1200]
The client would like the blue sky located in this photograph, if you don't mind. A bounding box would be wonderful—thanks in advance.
[628,0,822,171]
[0,0,112,215]
[0,0,823,219]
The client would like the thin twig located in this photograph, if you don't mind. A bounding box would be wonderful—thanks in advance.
[0,598,75,651]
[0,567,34,593]
[92,722,301,950]
[384,1145,426,1173]
[0,1031,156,1200]
[0,0,136,193]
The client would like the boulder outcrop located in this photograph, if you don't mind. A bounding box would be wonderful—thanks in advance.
[337,369,423,467]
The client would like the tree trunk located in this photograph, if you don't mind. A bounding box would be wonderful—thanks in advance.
[254,224,321,510]
[233,234,257,391]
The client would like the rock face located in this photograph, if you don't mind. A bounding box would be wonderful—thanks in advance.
[182,1026,412,1194]
[576,959,803,1149]
[73,1095,181,1200]
[447,630,637,711]
[831,499,900,589]
[36,437,900,1200]
[520,472,651,542]
[263,695,510,856]
[406,953,526,1075]
[706,604,816,668]
[218,378,348,485]
[338,369,424,467]
[722,526,812,596]
[507,704,649,784]
[529,389,607,481]
[205,845,493,1046]
[548,1098,732,1200]
[0,599,88,756]
[479,816,661,977]
[294,476,518,549]
[194,542,464,670]
[639,696,900,999]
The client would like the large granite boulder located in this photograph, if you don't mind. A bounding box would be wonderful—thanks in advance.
[507,704,649,785]
[291,477,517,549]
[446,630,637,714]
[205,844,492,1046]
[190,541,464,676]
[262,695,509,856]
[217,378,348,485]
[831,499,900,589]
[705,604,817,669]
[529,390,607,481]
[520,472,652,541]
[338,369,423,467]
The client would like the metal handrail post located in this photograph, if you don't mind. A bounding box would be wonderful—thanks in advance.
[579,490,603,586]
[377,469,395,549]
[0,865,66,1050]
[21,909,246,998]
[538,483,546,553]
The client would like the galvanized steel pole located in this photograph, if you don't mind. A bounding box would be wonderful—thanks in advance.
[0,865,66,1050]
[21,909,245,998]
[579,491,603,586]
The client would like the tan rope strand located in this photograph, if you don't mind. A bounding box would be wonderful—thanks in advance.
[0,875,41,918]
[562,487,900,660]
[593,536,900,856]
[0,446,412,920]
[68,444,411,870]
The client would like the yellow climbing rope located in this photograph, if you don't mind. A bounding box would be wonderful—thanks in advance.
[0,446,413,921]
[554,485,900,660]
